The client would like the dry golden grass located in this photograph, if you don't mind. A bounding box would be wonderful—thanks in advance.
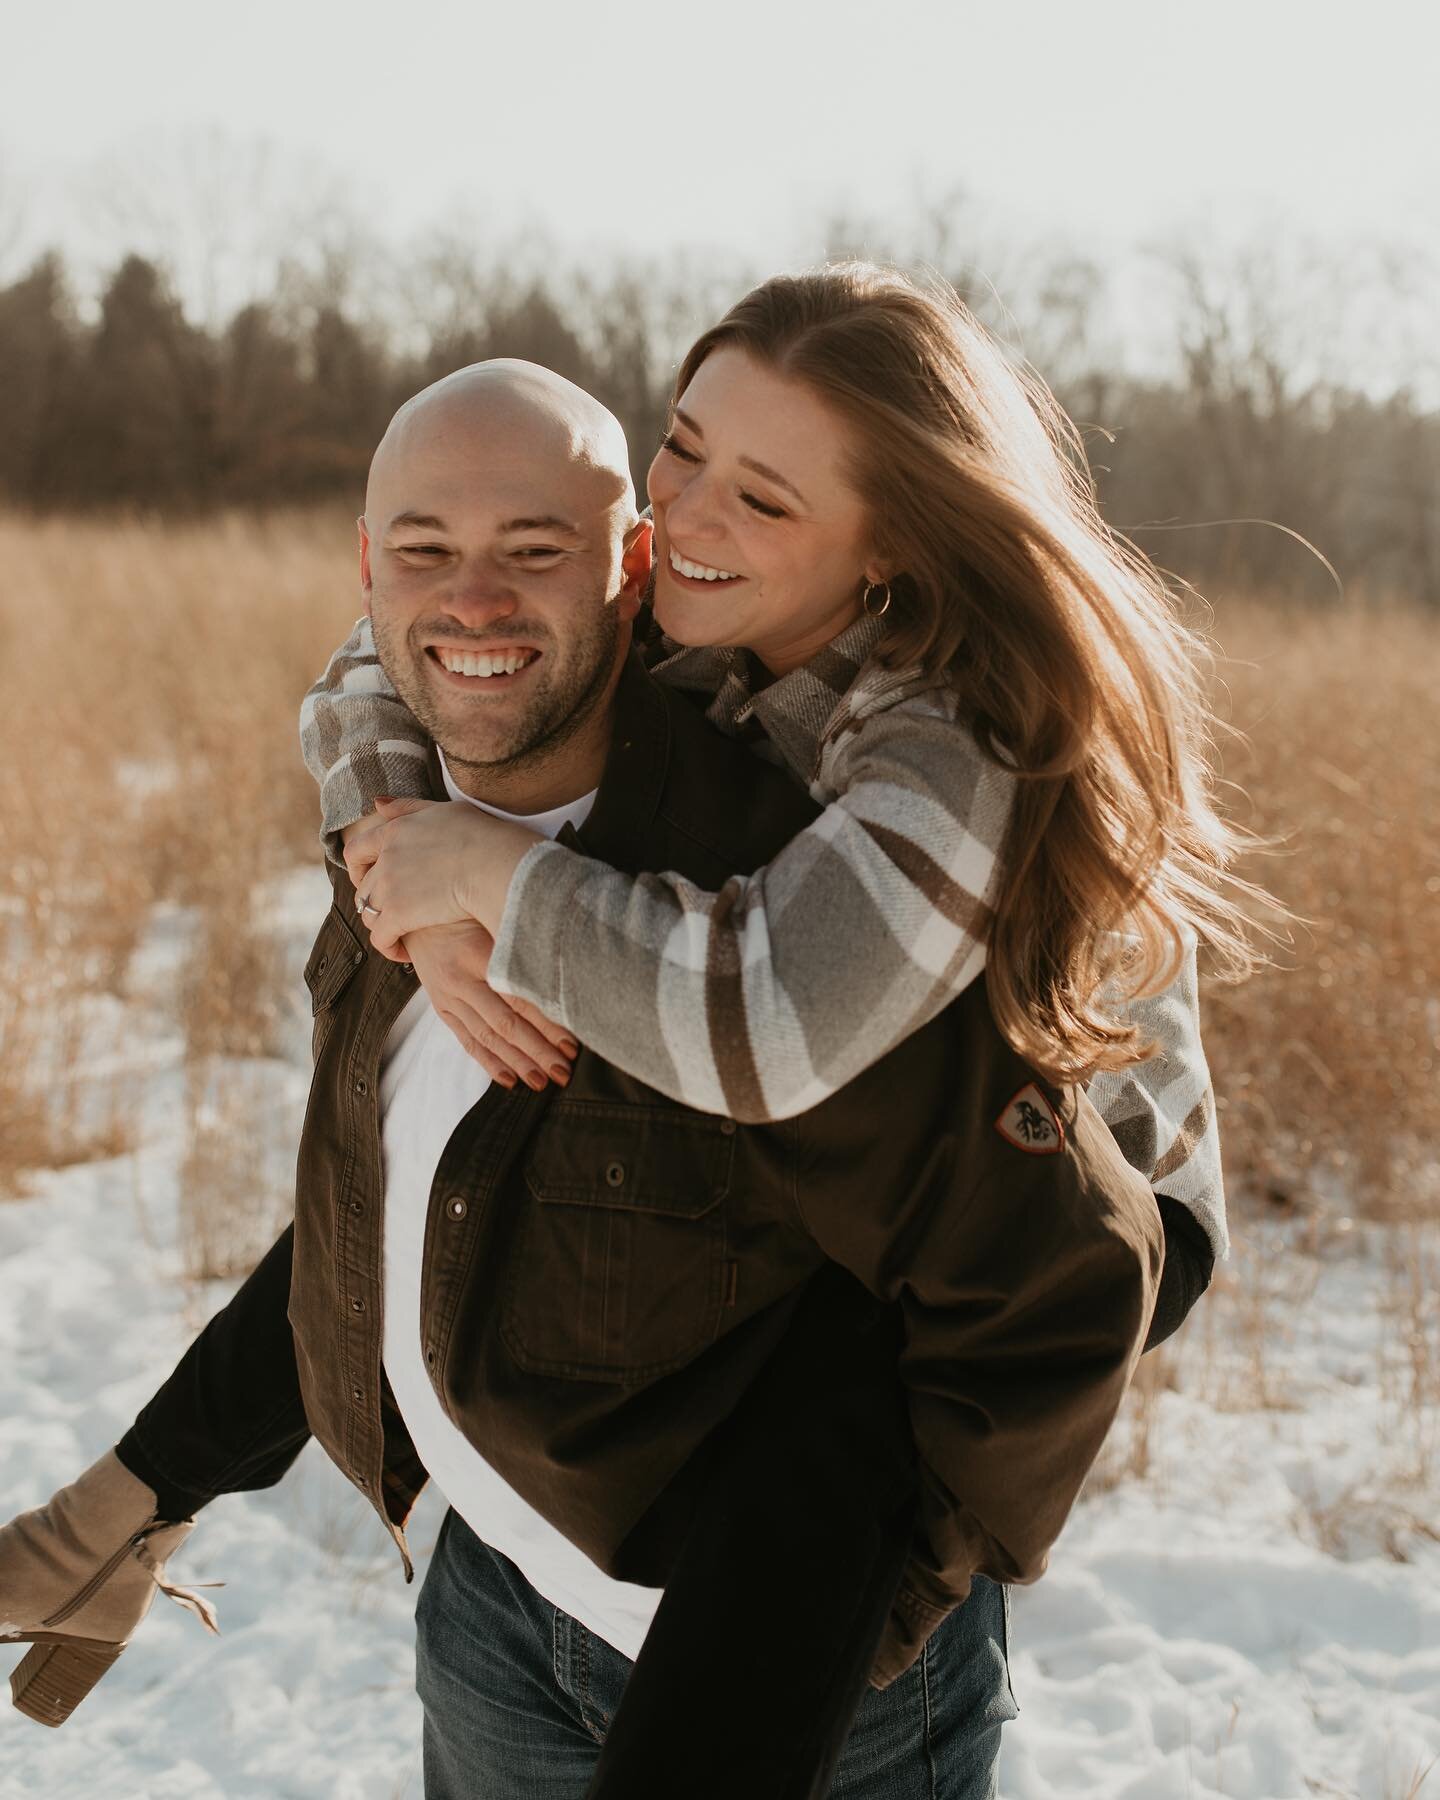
[1199,598,1440,1223]
[0,515,1436,1277]
[0,509,359,1260]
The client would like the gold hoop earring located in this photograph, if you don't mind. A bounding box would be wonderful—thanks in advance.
[861,580,892,619]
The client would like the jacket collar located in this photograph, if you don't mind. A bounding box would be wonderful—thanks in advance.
[564,649,671,874]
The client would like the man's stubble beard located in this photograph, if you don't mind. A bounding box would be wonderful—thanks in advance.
[369,594,622,784]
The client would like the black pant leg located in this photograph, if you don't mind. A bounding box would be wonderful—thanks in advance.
[114,1224,310,1520]
[588,1266,917,1800]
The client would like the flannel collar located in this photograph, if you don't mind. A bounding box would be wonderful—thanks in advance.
[648,612,892,782]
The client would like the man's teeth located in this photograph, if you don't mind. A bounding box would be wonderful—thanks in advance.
[436,648,537,678]
[669,549,741,582]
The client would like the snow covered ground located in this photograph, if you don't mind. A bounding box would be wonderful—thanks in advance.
[2,870,1437,1799]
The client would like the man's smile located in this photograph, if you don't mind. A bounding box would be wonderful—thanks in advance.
[425,644,543,687]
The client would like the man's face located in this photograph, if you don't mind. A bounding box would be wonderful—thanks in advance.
[360,398,647,779]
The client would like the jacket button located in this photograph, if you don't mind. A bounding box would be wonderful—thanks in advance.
[353,950,364,966]
[316,954,329,974]
[350,1199,364,1215]
[426,1348,436,1366]
[355,1078,369,1096]
[351,1296,366,1312]
[352,1386,363,1401]
[447,1196,468,1220]
[604,1160,626,1188]
[720,1120,737,1136]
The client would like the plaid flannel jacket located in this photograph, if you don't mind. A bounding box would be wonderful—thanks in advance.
[299,609,1227,1259]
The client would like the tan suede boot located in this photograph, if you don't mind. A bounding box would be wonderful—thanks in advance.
[1,1448,222,1727]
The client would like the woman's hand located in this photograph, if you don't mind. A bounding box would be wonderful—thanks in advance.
[403,921,579,1090]
[345,797,542,960]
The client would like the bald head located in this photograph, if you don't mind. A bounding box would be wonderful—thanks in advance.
[366,359,635,528]
[356,359,652,812]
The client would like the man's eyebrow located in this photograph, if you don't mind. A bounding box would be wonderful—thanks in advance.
[500,515,582,537]
[385,511,581,537]
[672,408,809,509]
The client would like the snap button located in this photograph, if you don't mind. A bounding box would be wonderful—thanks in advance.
[351,1386,362,1401]
[316,954,329,974]
[352,950,365,967]
[350,1296,366,1312]
[720,1119,737,1136]
[426,1348,436,1366]
[604,1160,626,1188]
[349,1199,364,1215]
[355,1078,369,1096]
[447,1196,468,1220]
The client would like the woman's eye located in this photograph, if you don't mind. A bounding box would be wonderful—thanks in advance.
[660,432,700,464]
[740,492,786,520]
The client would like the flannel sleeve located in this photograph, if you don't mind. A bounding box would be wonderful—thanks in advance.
[1089,929,1228,1262]
[298,616,440,867]
[488,690,1016,1122]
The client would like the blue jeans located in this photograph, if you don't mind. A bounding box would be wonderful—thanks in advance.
[415,1508,1017,1798]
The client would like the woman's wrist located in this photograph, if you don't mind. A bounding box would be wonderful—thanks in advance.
[458,818,548,935]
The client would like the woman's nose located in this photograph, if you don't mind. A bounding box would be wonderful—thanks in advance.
[663,469,723,546]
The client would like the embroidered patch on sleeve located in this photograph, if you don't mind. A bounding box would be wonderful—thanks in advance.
[995,1083,1065,1155]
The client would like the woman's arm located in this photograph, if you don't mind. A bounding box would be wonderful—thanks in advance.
[299,615,439,866]
[319,625,1228,1274]
[477,688,1015,1122]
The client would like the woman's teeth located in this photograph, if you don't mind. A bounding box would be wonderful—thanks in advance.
[436,647,537,678]
[669,549,741,582]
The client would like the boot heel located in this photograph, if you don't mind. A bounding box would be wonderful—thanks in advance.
[10,1638,124,1727]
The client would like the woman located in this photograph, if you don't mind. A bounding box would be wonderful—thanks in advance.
[312,262,1245,1792]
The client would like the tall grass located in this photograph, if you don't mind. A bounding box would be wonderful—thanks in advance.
[1199,599,1440,1222]
[1,515,1436,1265]
[0,510,358,1261]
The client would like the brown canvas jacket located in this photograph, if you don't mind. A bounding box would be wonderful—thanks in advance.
[287,649,1163,1688]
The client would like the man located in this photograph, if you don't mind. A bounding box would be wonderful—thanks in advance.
[2,363,1197,1795]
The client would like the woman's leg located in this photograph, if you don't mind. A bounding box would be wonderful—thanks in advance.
[115,1224,310,1519]
[587,1263,923,1800]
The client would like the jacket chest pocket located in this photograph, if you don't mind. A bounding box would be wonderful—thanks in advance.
[501,1102,736,1385]
[303,904,367,1063]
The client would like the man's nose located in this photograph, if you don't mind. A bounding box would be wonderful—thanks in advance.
[440,564,520,625]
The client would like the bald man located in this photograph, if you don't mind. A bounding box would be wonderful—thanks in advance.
[3,361,1171,1799]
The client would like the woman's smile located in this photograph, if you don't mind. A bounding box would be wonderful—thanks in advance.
[667,545,745,587]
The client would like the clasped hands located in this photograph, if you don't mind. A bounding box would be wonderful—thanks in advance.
[342,797,577,1091]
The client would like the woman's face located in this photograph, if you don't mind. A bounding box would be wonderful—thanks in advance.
[646,346,883,676]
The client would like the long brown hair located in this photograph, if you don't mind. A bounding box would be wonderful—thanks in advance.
[675,261,1271,1080]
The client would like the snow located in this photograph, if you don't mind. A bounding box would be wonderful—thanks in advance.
[2,871,1437,1799]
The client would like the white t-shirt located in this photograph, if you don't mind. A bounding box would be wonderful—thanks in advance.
[378,755,664,1658]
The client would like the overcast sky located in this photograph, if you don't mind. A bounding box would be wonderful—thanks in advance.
[7,0,1437,255]
[3,0,1436,393]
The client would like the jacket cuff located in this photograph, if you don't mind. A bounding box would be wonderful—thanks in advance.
[487,839,588,1019]
[867,1583,953,1690]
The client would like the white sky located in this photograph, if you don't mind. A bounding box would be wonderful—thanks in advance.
[3,0,1437,385]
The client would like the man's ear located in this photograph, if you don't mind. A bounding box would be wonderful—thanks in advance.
[616,516,654,621]
[357,516,374,617]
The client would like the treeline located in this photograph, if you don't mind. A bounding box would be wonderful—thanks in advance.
[2,246,1436,603]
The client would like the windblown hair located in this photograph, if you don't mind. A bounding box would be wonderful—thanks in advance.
[675,261,1271,1081]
